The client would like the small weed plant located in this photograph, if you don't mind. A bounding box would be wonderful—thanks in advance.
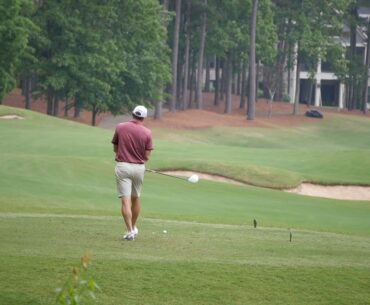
[55,255,100,305]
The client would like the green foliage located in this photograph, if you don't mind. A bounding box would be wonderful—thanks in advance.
[207,0,250,59]
[0,0,36,101]
[109,0,171,114]
[256,0,277,65]
[31,1,117,115]
[257,88,264,98]
[17,0,170,120]
[276,0,349,73]
[340,0,369,109]
[282,91,291,102]
[55,255,100,305]
[206,0,276,65]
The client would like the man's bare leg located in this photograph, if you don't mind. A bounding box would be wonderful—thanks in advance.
[131,196,141,229]
[121,197,133,232]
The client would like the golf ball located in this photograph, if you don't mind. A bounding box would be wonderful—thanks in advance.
[163,230,167,234]
[188,174,199,183]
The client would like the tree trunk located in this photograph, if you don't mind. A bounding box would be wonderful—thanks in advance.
[47,91,53,116]
[239,62,247,108]
[74,97,82,118]
[247,0,258,120]
[268,91,274,118]
[255,61,260,99]
[232,67,238,95]
[170,0,182,112]
[23,77,32,110]
[236,62,241,96]
[189,51,195,108]
[182,0,191,110]
[154,0,170,119]
[154,101,162,119]
[214,57,220,106]
[205,57,210,92]
[293,54,301,115]
[348,9,357,110]
[64,97,69,117]
[177,50,183,109]
[220,59,225,101]
[195,0,207,109]
[91,104,97,126]
[307,79,314,106]
[53,96,59,117]
[224,57,233,114]
[275,34,287,101]
[162,0,169,9]
[363,18,370,114]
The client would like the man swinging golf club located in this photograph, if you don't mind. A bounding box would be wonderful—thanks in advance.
[112,105,153,241]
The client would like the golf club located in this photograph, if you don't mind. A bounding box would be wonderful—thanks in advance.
[146,169,199,184]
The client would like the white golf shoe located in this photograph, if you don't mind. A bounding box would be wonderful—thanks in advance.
[133,226,139,237]
[123,231,135,241]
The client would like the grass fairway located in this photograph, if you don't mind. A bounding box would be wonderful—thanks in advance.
[1,105,370,305]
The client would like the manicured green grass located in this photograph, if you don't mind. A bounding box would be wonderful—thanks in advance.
[1,214,370,305]
[151,113,370,187]
[1,105,370,305]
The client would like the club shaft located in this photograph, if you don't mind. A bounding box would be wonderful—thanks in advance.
[146,169,187,181]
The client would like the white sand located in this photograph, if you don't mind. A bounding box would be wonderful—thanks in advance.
[0,114,24,120]
[285,183,370,201]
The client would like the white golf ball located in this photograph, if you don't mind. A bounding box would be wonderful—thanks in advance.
[163,230,167,234]
[188,174,199,183]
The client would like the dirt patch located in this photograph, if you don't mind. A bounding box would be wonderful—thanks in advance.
[143,94,367,130]
[0,114,24,120]
[144,94,319,129]
[162,170,370,201]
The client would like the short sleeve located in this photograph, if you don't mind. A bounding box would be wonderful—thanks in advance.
[146,133,154,151]
[111,130,119,145]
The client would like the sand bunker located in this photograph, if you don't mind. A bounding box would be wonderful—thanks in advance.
[162,171,370,201]
[163,171,246,186]
[286,184,370,201]
[0,114,24,120]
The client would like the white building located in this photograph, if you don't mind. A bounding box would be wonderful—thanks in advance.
[288,7,370,109]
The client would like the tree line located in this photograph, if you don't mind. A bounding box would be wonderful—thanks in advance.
[0,0,369,125]
[0,0,170,125]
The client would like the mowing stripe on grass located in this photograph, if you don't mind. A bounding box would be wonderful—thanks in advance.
[2,212,370,243]
[1,214,370,268]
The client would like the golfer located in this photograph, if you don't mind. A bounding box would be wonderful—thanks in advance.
[112,105,153,241]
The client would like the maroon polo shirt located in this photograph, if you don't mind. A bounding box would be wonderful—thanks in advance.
[112,120,153,164]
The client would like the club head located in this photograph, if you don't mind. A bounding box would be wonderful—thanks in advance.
[188,174,199,184]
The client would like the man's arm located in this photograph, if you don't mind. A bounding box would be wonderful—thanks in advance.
[145,149,151,161]
[113,144,118,153]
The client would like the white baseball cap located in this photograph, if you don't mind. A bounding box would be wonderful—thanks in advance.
[132,105,148,118]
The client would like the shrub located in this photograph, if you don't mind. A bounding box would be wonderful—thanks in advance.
[282,92,291,103]
[257,89,264,98]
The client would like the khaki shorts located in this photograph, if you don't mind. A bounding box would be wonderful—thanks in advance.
[115,162,145,198]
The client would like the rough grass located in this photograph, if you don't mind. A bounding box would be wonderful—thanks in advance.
[1,105,370,305]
